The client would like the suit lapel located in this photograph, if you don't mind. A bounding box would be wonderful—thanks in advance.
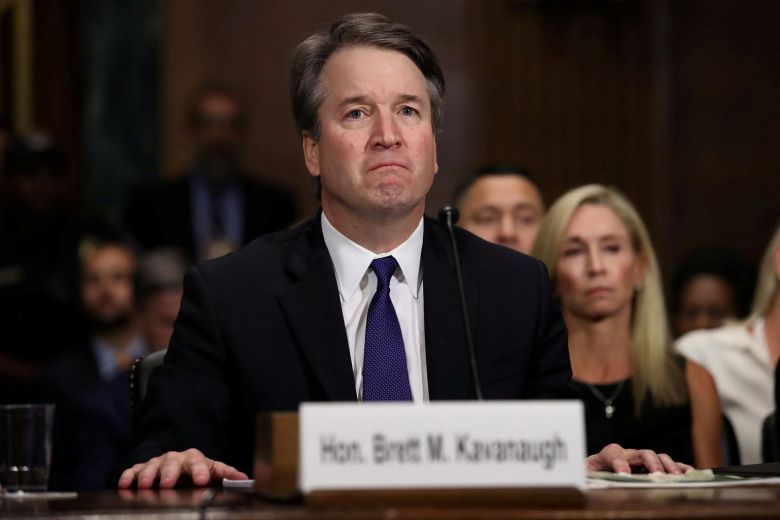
[422,218,479,400]
[277,219,357,402]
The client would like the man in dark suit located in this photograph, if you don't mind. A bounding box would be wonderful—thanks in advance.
[125,84,295,261]
[119,13,691,489]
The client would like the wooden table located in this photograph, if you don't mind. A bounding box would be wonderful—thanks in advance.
[2,486,780,519]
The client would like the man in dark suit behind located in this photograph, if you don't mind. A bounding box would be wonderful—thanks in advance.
[125,84,295,261]
[119,13,691,489]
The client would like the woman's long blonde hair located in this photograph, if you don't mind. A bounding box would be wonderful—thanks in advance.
[532,184,687,412]
[749,222,780,321]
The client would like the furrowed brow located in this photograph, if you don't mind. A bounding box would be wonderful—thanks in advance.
[336,95,369,109]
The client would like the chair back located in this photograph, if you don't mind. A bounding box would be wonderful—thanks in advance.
[762,412,779,462]
[722,414,741,466]
[129,349,167,433]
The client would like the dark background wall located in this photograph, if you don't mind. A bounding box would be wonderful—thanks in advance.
[27,0,780,274]
[81,0,159,213]
[30,0,83,209]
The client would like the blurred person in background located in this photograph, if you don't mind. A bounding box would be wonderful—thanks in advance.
[0,132,85,403]
[533,184,721,468]
[677,222,780,464]
[136,248,186,351]
[0,115,11,176]
[455,164,544,255]
[125,83,295,261]
[671,246,755,338]
[44,234,148,490]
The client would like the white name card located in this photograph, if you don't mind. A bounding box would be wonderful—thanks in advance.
[299,401,585,492]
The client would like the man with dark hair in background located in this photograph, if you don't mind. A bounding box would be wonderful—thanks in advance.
[455,164,545,255]
[125,83,295,261]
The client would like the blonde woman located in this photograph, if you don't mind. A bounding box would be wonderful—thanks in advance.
[533,185,718,467]
[676,223,780,464]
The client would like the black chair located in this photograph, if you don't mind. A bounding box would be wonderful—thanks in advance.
[129,349,167,433]
[722,414,741,466]
[762,412,779,462]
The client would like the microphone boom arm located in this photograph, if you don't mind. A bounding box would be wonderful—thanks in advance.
[439,206,483,400]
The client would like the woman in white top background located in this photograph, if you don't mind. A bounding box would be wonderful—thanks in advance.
[677,222,780,465]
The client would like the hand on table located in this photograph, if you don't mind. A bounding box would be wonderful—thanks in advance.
[586,443,694,474]
[118,448,249,489]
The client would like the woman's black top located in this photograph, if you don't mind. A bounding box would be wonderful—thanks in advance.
[570,378,694,464]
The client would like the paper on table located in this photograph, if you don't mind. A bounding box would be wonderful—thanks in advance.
[0,490,78,500]
[588,469,780,489]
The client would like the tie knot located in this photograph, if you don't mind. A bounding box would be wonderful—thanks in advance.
[370,256,398,288]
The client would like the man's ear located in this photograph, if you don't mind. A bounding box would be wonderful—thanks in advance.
[302,131,320,178]
[433,137,438,176]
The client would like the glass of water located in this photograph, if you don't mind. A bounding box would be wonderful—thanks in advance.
[0,404,55,492]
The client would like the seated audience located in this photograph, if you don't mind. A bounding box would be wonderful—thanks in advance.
[455,164,545,255]
[0,132,85,403]
[677,222,780,464]
[44,234,148,490]
[125,83,295,262]
[671,246,754,338]
[532,184,717,467]
[136,248,186,351]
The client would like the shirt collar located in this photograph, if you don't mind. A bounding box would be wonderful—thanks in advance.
[321,212,424,301]
[91,335,148,381]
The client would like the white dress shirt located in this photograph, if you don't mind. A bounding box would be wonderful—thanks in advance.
[321,213,428,402]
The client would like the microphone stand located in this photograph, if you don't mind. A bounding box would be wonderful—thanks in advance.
[438,206,483,400]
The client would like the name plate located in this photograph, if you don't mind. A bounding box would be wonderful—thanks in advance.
[299,401,585,492]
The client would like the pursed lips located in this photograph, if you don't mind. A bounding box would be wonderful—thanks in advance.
[367,161,408,173]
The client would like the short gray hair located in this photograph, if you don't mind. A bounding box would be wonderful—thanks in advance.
[290,12,445,140]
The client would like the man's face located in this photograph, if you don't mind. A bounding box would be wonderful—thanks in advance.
[458,175,544,254]
[192,93,243,157]
[302,46,438,224]
[80,245,136,330]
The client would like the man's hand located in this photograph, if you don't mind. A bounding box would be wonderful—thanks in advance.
[117,448,249,489]
[586,443,694,474]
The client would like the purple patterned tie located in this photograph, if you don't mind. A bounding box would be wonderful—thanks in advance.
[362,256,413,401]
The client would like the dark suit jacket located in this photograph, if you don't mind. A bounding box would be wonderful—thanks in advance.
[125,216,571,475]
[44,343,132,490]
[124,173,295,260]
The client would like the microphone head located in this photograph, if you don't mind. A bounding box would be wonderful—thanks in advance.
[438,206,460,225]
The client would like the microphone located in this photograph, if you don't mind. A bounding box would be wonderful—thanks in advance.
[438,206,483,400]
